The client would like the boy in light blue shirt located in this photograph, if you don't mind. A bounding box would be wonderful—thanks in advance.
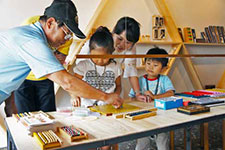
[129,47,175,150]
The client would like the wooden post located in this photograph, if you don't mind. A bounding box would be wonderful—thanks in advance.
[223,120,225,150]
[217,70,225,88]
[162,44,182,75]
[170,131,175,150]
[203,123,209,150]
[184,127,192,150]
[181,45,203,90]
[184,129,186,150]
[200,124,204,148]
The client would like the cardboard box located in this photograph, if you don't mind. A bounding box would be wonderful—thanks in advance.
[154,96,183,110]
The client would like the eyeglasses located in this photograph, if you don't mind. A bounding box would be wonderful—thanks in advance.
[61,26,73,41]
[54,50,67,57]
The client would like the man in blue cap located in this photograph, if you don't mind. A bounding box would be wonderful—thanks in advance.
[0,0,123,109]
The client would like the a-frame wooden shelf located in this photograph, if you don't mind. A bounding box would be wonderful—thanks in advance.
[55,0,224,94]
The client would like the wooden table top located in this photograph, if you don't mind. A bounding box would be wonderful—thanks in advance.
[5,101,225,150]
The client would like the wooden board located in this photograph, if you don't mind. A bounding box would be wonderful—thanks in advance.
[89,103,140,116]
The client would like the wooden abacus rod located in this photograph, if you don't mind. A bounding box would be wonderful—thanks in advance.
[76,54,225,59]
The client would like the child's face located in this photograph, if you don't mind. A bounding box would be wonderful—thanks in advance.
[145,59,164,78]
[90,47,110,66]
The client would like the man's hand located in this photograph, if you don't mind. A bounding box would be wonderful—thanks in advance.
[105,93,124,109]
[70,96,81,107]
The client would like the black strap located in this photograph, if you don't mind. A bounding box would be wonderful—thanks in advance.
[145,74,160,95]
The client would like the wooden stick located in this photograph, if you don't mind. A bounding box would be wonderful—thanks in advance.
[76,54,225,59]
[38,132,47,144]
[49,130,63,144]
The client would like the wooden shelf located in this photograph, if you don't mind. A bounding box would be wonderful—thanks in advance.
[138,40,181,45]
[184,42,225,46]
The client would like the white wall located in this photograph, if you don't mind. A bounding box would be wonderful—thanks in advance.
[167,0,225,36]
[0,0,100,31]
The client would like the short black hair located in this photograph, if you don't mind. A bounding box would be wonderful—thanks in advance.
[113,16,140,44]
[89,26,114,54]
[145,47,168,67]
[39,15,64,27]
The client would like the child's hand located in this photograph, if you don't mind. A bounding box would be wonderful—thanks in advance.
[144,91,154,103]
[136,93,147,102]
[70,96,81,107]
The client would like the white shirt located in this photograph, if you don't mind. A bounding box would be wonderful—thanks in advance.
[73,59,122,107]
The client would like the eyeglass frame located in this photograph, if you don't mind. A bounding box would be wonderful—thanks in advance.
[61,25,73,41]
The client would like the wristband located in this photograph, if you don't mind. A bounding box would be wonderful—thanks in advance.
[134,90,141,95]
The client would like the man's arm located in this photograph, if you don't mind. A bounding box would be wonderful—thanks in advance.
[46,70,123,107]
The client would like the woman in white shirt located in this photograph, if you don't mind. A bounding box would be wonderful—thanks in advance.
[78,17,146,101]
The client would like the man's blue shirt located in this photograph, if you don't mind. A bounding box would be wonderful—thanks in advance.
[0,22,64,104]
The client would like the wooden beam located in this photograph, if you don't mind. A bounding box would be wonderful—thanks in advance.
[180,45,203,90]
[75,54,225,59]
[67,0,109,67]
[217,70,225,88]
[153,0,182,42]
[163,44,182,75]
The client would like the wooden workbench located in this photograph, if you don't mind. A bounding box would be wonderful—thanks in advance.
[5,101,225,150]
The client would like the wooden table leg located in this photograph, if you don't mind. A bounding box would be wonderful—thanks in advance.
[223,120,225,150]
[170,131,174,150]
[200,124,204,148]
[113,144,119,150]
[203,123,209,150]
[185,127,191,150]
[184,129,186,150]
